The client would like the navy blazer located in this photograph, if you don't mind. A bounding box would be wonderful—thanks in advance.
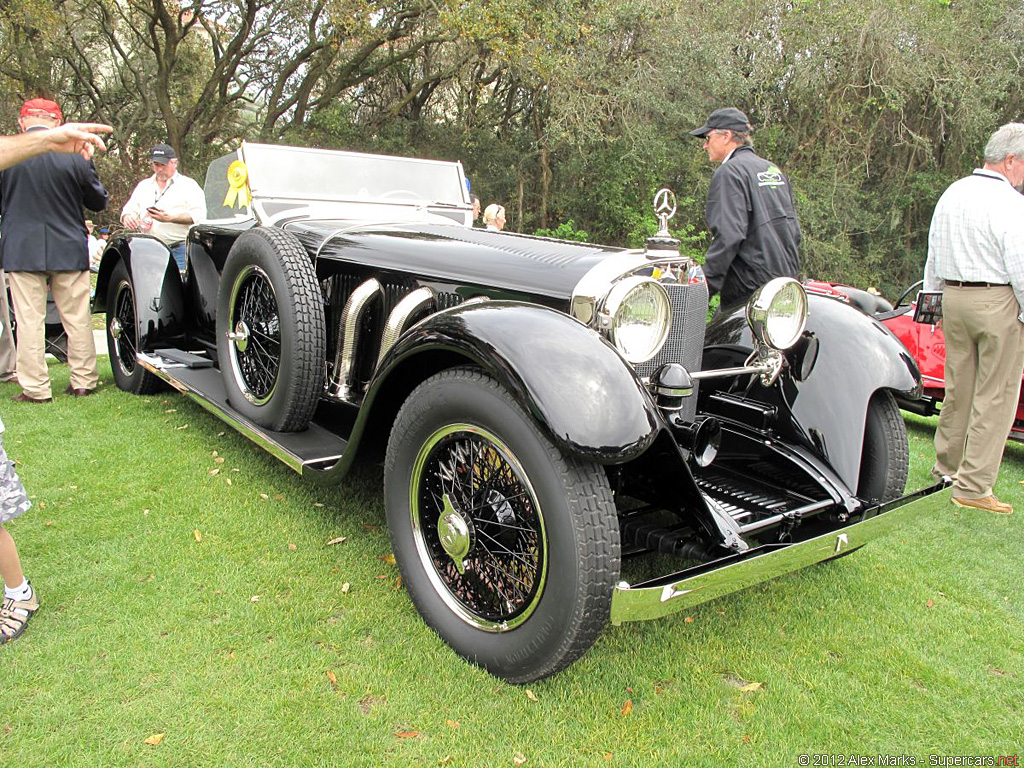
[0,126,108,272]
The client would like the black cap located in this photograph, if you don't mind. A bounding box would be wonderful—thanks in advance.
[690,108,751,137]
[150,143,176,163]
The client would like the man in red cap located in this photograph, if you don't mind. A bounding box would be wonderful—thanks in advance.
[0,97,108,402]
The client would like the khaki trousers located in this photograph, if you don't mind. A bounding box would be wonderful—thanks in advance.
[0,270,16,381]
[933,285,1024,498]
[7,270,98,399]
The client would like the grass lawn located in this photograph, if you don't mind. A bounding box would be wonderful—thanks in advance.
[2,358,1022,766]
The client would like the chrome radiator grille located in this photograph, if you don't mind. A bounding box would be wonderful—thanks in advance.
[635,281,709,421]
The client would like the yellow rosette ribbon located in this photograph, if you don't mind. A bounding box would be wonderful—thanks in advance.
[223,160,251,209]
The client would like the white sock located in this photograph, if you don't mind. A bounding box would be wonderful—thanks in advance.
[4,579,31,602]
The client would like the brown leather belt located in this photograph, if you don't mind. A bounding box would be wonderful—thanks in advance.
[945,280,1008,287]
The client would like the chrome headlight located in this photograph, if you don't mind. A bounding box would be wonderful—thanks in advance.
[601,276,671,363]
[746,277,808,350]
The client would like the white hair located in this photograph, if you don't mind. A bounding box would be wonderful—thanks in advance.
[483,204,505,226]
[983,122,1024,163]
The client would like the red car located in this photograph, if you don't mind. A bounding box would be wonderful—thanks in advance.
[804,280,1024,443]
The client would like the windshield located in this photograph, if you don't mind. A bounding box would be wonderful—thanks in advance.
[240,143,467,207]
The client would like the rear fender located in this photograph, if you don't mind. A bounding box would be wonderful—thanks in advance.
[93,235,186,350]
[703,293,921,491]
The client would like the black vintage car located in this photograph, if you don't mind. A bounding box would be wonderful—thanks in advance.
[94,143,948,683]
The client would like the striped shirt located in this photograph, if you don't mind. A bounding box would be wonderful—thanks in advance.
[923,168,1024,322]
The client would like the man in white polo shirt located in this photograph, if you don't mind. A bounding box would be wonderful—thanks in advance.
[121,143,205,270]
[923,122,1024,515]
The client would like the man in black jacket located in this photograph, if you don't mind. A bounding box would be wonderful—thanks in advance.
[0,98,109,402]
[691,107,802,310]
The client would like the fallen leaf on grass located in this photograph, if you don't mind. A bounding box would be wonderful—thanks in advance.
[175,424,189,430]
[326,536,347,546]
[341,582,351,594]
[260,493,269,500]
[214,456,225,464]
[525,689,538,702]
[217,431,225,436]
[226,478,232,486]
[926,599,935,609]
[684,616,694,623]
[165,408,177,413]
[395,730,419,739]
[288,543,297,551]
[313,502,325,508]
[621,699,633,716]
[513,753,527,765]
[250,595,260,602]
[274,494,284,501]
[143,733,165,746]
[193,529,202,542]
[379,554,396,565]
[721,672,761,691]
[326,670,338,687]
[362,523,379,532]
[44,521,52,527]
[445,719,460,729]
[208,468,220,476]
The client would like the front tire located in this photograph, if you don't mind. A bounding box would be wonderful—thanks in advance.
[106,261,161,394]
[216,228,325,432]
[384,367,620,683]
[857,390,909,502]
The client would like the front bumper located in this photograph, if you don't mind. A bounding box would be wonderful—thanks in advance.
[610,480,951,624]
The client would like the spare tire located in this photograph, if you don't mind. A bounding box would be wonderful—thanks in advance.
[216,228,325,432]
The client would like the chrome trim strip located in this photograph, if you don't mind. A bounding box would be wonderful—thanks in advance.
[328,278,382,400]
[138,353,304,474]
[376,287,435,370]
[610,480,951,624]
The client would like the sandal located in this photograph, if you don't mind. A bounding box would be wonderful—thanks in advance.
[1,587,40,644]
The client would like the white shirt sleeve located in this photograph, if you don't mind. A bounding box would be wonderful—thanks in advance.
[183,177,207,225]
[121,179,148,221]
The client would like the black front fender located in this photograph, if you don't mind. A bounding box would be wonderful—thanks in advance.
[371,302,662,465]
[703,293,921,491]
[93,235,186,350]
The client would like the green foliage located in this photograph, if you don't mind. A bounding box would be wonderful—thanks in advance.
[533,219,589,242]
[2,0,1022,291]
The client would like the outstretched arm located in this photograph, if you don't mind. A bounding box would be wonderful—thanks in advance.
[0,123,112,170]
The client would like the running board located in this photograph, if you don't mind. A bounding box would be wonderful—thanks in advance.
[138,351,348,475]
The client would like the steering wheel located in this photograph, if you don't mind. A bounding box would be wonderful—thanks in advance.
[894,279,924,308]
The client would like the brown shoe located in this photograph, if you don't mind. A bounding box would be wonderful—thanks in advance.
[951,495,1013,515]
[64,385,95,397]
[11,393,52,404]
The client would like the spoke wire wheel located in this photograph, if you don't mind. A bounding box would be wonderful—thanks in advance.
[215,227,324,432]
[385,367,620,683]
[227,264,280,405]
[411,424,547,631]
[110,277,138,379]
